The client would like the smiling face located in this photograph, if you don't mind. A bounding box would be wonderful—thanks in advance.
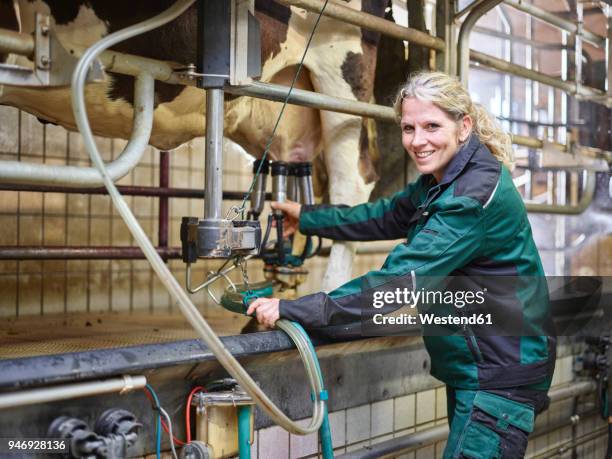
[401,97,473,183]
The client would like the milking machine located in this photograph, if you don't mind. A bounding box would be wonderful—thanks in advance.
[56,0,336,457]
[256,160,321,298]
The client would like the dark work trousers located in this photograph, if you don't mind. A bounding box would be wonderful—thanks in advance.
[443,385,550,459]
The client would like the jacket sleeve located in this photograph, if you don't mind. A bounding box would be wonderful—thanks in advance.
[279,195,486,327]
[297,179,425,241]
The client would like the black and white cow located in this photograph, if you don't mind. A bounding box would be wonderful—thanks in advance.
[0,0,386,291]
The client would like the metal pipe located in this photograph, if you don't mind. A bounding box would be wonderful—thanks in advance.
[0,28,34,58]
[337,380,598,459]
[511,134,567,151]
[0,246,182,260]
[504,0,606,48]
[530,407,598,439]
[548,380,596,402]
[575,3,584,89]
[227,80,397,122]
[0,6,608,106]
[336,425,449,459]
[458,0,504,84]
[525,171,596,214]
[276,0,445,51]
[530,425,609,459]
[470,50,605,100]
[473,25,575,50]
[4,28,606,114]
[204,88,224,220]
[500,117,572,129]
[0,183,267,200]
[0,375,146,410]
[0,72,155,186]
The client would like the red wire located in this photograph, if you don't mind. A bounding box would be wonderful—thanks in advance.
[143,387,187,447]
[186,386,205,443]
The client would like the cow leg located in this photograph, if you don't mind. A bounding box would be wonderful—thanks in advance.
[319,111,374,292]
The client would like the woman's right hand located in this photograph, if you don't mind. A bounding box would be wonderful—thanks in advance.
[271,200,302,238]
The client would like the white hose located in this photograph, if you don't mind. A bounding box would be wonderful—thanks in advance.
[0,75,154,186]
[70,0,324,435]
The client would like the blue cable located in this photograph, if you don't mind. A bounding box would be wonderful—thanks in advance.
[146,384,162,459]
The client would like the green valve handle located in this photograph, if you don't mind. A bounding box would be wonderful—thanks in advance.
[220,281,274,315]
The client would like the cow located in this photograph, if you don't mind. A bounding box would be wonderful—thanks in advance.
[0,0,385,292]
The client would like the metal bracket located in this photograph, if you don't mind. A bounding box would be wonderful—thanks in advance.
[172,63,229,82]
[0,14,104,87]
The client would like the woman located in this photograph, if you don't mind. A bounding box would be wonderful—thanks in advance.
[247,71,555,458]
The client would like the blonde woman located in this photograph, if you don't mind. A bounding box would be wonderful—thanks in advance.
[249,71,555,458]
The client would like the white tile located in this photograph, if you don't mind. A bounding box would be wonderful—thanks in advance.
[416,389,436,425]
[371,399,394,437]
[371,433,393,446]
[289,418,318,459]
[258,425,289,459]
[328,409,346,448]
[415,444,435,459]
[394,427,416,438]
[415,421,436,432]
[435,387,447,420]
[345,440,369,453]
[0,106,19,153]
[395,394,416,431]
[558,356,574,385]
[346,404,370,444]
[533,430,548,454]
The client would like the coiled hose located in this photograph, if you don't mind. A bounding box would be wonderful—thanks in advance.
[70,0,326,436]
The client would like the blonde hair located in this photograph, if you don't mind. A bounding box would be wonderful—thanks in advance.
[393,71,514,170]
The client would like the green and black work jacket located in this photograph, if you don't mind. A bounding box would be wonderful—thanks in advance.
[279,135,556,390]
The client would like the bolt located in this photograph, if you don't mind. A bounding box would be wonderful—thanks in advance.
[39,55,50,67]
[40,25,49,36]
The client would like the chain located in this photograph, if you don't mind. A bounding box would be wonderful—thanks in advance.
[236,256,251,295]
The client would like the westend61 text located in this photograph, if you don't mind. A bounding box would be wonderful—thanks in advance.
[373,313,493,326]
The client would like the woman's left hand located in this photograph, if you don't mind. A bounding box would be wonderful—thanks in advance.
[246,297,280,328]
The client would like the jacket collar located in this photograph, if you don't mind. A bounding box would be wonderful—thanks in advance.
[438,134,481,186]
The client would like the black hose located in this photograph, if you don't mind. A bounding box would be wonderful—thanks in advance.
[259,214,273,255]
[305,236,322,259]
[275,214,285,265]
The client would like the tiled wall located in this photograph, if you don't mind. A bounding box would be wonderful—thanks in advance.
[245,351,607,459]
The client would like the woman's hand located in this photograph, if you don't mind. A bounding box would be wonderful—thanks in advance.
[271,200,302,238]
[246,297,280,328]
